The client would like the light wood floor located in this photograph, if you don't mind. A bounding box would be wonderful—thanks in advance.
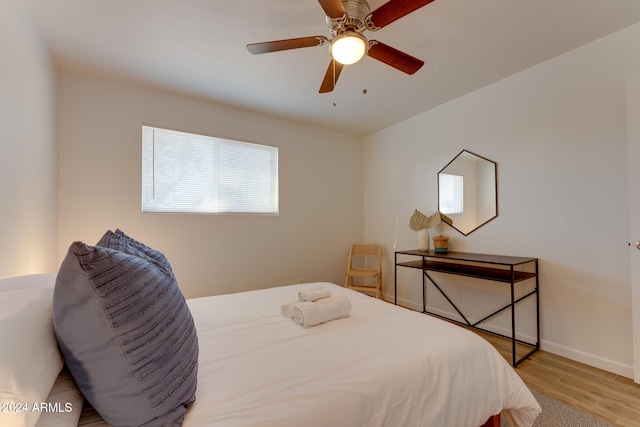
[477,332,640,427]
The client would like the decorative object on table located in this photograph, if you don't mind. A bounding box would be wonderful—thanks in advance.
[409,210,452,251]
[417,229,430,251]
[433,235,450,253]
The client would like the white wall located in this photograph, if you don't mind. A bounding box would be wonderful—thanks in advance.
[58,69,364,298]
[0,0,58,278]
[365,23,640,377]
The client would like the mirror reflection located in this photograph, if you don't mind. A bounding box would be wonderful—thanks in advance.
[438,150,497,236]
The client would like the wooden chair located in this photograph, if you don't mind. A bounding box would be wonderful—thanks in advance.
[344,244,382,299]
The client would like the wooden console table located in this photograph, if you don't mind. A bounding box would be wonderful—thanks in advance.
[394,249,539,367]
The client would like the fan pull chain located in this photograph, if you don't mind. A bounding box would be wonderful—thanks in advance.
[333,59,337,107]
[362,55,368,95]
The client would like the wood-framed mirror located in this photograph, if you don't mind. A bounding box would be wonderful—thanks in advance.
[438,150,497,236]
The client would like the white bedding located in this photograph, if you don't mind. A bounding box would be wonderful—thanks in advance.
[78,282,540,427]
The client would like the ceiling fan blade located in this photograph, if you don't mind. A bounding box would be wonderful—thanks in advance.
[319,59,344,93]
[368,41,424,74]
[367,0,436,30]
[317,0,346,19]
[247,36,328,54]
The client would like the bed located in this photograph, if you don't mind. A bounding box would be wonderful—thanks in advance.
[1,273,540,427]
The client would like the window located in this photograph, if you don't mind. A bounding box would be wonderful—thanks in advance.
[142,126,278,214]
[438,173,463,215]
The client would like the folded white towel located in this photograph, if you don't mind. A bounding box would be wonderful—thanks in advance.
[280,299,299,318]
[291,294,352,328]
[298,287,331,302]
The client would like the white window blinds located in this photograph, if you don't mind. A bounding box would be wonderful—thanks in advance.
[142,126,278,214]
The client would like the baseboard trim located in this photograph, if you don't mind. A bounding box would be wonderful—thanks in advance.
[540,340,634,379]
[382,292,634,379]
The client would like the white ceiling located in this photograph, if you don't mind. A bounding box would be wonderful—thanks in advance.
[24,0,640,136]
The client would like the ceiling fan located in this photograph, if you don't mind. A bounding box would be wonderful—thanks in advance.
[247,0,436,93]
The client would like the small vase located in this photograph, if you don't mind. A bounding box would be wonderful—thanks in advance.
[417,229,430,251]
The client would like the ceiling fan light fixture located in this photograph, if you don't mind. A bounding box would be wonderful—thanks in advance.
[330,32,367,65]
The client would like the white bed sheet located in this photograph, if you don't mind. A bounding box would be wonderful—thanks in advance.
[79,282,540,427]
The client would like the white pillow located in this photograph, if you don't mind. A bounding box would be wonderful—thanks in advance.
[0,274,63,427]
[34,369,84,427]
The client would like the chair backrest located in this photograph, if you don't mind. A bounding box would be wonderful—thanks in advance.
[348,244,382,270]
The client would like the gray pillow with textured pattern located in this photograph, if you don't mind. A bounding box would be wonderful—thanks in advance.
[53,241,198,427]
[97,229,174,274]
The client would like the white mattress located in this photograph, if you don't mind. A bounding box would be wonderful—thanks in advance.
[80,282,540,427]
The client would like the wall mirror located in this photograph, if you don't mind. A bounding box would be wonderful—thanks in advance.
[438,150,497,236]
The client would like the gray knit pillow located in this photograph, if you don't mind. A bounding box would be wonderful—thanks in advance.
[54,242,198,427]
[97,229,173,273]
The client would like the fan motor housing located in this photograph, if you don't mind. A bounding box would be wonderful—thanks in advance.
[326,0,371,36]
